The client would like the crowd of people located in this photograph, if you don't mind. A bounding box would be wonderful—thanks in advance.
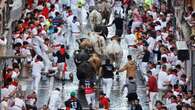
[1,0,195,110]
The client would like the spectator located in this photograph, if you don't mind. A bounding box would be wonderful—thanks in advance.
[99,92,110,110]
[26,91,37,110]
[157,65,169,100]
[65,91,82,110]
[1,96,9,110]
[147,70,158,110]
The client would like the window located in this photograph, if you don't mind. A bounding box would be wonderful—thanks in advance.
[2,7,5,33]
[0,14,2,34]
[5,0,10,23]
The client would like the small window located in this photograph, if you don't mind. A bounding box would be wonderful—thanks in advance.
[2,8,5,33]
[0,14,2,34]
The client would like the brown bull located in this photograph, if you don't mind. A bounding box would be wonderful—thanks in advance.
[88,53,102,75]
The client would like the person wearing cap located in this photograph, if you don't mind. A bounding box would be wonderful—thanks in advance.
[48,88,62,110]
[65,91,82,110]
[99,91,110,110]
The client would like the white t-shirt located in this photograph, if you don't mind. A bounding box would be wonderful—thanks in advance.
[67,15,74,27]
[15,38,23,44]
[182,98,191,105]
[125,34,136,46]
[13,97,26,110]
[71,21,80,33]
[158,70,168,90]
[166,103,177,110]
[151,68,158,77]
[167,74,178,86]
[49,90,61,109]
[32,61,44,76]
[147,37,156,53]
[1,101,8,110]
[8,84,16,94]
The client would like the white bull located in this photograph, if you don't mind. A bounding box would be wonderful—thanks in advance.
[105,39,123,68]
[88,32,106,56]
[89,10,102,31]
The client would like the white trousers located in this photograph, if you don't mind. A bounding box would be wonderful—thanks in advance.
[32,75,41,93]
[42,53,51,73]
[85,93,96,109]
[57,63,65,79]
[141,62,148,74]
[70,33,80,50]
[149,92,157,110]
[102,78,113,98]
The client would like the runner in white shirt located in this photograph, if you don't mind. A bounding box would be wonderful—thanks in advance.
[157,65,169,100]
[12,96,26,110]
[31,55,44,93]
[71,16,81,49]
[48,88,62,110]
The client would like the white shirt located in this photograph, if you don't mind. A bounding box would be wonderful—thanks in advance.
[167,52,177,65]
[67,15,74,27]
[81,7,88,25]
[48,90,62,109]
[167,103,177,110]
[151,68,158,77]
[167,74,178,86]
[182,98,191,105]
[125,34,136,46]
[32,61,44,76]
[55,35,65,45]
[1,100,8,110]
[15,38,23,44]
[8,84,16,94]
[13,97,26,110]
[71,21,80,33]
[158,70,168,90]
[11,71,20,79]
[147,37,156,53]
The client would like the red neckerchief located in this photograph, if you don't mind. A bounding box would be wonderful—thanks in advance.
[42,7,49,18]
[60,48,66,55]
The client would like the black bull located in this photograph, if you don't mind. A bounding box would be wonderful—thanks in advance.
[94,25,108,39]
[74,49,96,86]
